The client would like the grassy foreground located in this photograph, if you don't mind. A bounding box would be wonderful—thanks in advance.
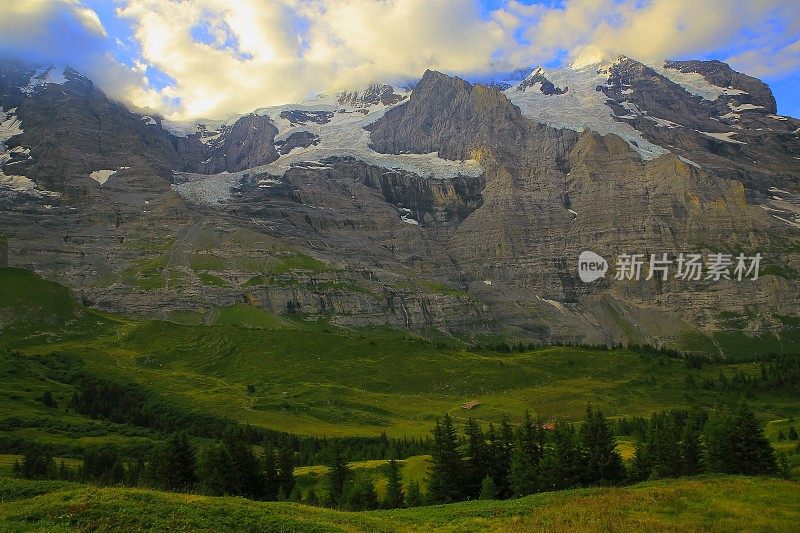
[0,475,797,532]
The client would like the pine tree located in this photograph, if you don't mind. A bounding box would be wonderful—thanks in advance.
[223,427,263,498]
[277,446,296,499]
[41,391,57,408]
[680,412,704,476]
[327,444,351,507]
[464,418,488,499]
[648,411,682,479]
[383,458,405,508]
[18,443,55,480]
[777,453,792,480]
[705,404,777,475]
[479,474,497,500]
[731,404,777,475]
[261,445,279,500]
[487,417,514,498]
[788,426,798,441]
[405,480,424,507]
[546,421,584,490]
[163,432,196,492]
[196,441,233,495]
[58,460,71,481]
[342,475,380,511]
[580,405,625,485]
[630,438,652,482]
[427,413,464,503]
[509,410,542,497]
[289,487,303,502]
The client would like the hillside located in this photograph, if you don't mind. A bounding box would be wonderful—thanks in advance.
[2,267,799,450]
[0,476,797,532]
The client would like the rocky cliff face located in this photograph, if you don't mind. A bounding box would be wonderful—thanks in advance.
[171,114,280,174]
[1,56,798,351]
[599,57,800,192]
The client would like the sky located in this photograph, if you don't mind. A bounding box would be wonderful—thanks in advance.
[0,0,798,121]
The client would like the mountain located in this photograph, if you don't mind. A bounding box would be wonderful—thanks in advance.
[1,53,799,352]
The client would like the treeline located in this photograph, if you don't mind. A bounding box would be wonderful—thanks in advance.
[17,351,429,465]
[420,406,627,503]
[693,354,800,393]
[14,427,301,501]
[419,403,779,505]
[62,370,430,465]
[314,402,785,509]
[13,403,786,510]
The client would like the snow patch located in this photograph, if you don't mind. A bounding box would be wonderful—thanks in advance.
[772,214,800,228]
[698,131,746,145]
[21,66,67,95]
[768,114,788,121]
[89,169,117,186]
[199,130,223,146]
[653,64,747,100]
[257,178,281,188]
[0,107,58,199]
[171,171,241,204]
[0,174,37,192]
[769,187,791,195]
[162,117,231,137]
[536,295,567,313]
[505,64,669,160]
[646,116,680,128]
[0,107,23,142]
[728,102,764,112]
[679,156,701,168]
[0,107,35,191]
[398,206,420,226]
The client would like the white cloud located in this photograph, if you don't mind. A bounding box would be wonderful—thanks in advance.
[0,0,175,115]
[114,0,514,119]
[2,0,799,120]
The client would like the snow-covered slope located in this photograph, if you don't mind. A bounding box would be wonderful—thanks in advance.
[169,86,484,204]
[20,66,68,96]
[505,60,669,160]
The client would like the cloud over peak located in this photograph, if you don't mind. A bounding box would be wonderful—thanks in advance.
[1,0,798,120]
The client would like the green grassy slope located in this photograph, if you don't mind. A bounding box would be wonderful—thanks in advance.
[1,267,799,445]
[0,476,797,532]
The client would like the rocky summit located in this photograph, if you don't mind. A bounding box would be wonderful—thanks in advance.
[1,55,799,351]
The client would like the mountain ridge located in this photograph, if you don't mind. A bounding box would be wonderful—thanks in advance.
[1,54,798,350]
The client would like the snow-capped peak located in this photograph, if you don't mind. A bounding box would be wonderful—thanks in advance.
[21,66,68,95]
[526,66,544,78]
[569,45,607,70]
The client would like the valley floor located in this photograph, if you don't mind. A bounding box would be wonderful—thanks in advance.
[0,475,798,532]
